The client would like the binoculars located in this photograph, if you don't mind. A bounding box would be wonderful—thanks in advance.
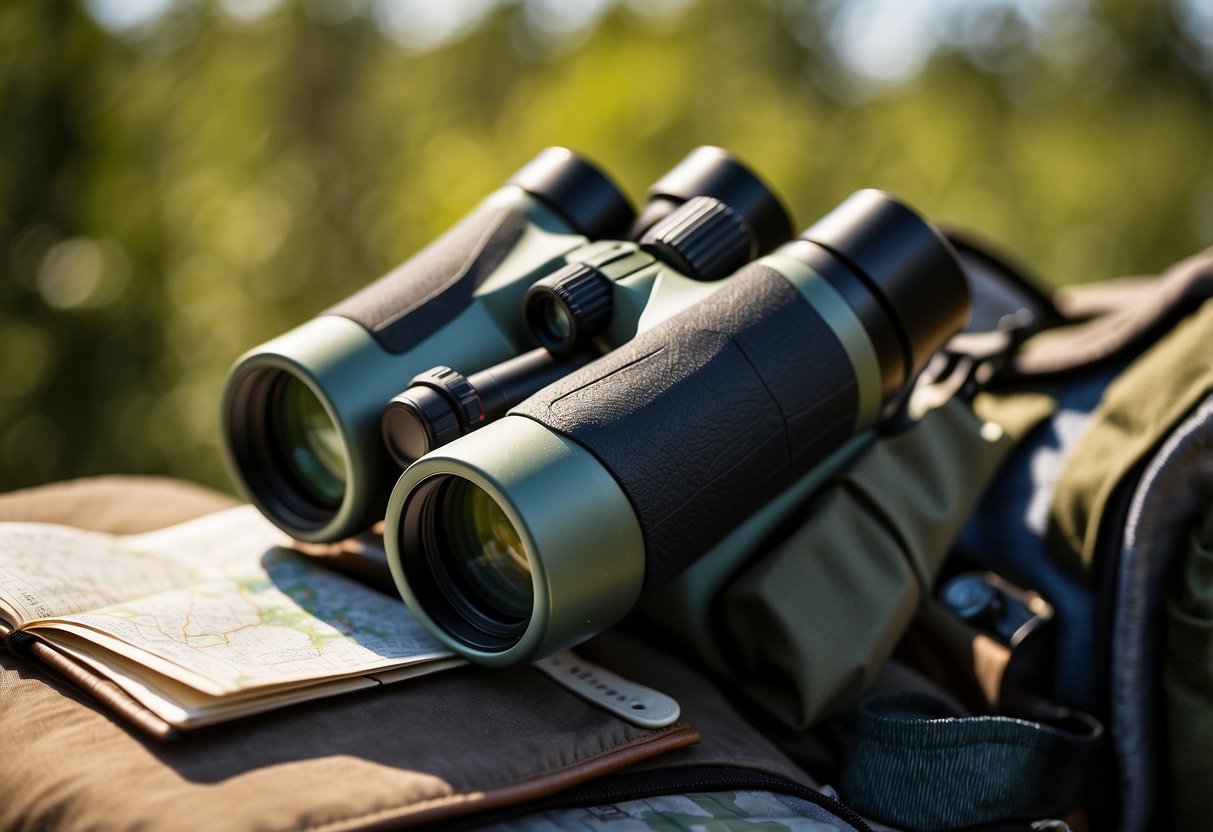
[223,146,790,543]
[222,149,971,667]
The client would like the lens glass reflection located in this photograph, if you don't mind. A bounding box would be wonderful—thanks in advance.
[441,480,532,621]
[275,375,345,508]
[542,299,573,344]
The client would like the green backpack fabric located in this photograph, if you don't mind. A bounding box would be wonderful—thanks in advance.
[911,247,1213,831]
[1039,269,1213,831]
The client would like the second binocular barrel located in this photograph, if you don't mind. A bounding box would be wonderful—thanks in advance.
[385,189,972,666]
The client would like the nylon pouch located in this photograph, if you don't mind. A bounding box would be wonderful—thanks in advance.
[640,236,1059,732]
[714,394,1050,730]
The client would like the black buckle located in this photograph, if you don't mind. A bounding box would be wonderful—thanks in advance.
[928,308,1037,401]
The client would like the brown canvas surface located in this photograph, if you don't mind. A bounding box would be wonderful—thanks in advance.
[0,477,704,831]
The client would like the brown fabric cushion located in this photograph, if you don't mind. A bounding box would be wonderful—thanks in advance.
[0,477,701,831]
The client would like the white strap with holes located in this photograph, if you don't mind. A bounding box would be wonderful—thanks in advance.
[534,651,682,729]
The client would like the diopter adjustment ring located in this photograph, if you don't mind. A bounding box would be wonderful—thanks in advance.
[408,366,485,430]
[524,263,613,354]
[639,195,753,281]
[381,366,488,469]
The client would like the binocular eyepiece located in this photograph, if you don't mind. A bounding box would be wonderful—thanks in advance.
[523,147,791,356]
[380,349,596,469]
[385,189,971,665]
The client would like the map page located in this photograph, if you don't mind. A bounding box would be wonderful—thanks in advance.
[0,507,454,700]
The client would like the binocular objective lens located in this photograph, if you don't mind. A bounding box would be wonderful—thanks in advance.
[440,480,533,622]
[275,376,346,509]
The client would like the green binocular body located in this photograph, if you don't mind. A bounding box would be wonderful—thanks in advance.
[222,147,971,671]
[222,147,791,544]
[384,190,971,666]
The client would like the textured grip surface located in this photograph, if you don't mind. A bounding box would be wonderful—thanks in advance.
[324,203,528,354]
[512,263,859,595]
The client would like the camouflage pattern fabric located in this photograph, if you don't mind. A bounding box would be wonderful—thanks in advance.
[479,790,864,831]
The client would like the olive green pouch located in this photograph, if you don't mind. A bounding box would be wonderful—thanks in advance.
[714,394,1048,729]
[640,236,1060,732]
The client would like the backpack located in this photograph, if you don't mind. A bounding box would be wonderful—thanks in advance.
[627,239,1213,831]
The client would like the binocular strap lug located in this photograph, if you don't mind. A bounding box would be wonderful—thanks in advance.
[535,651,681,729]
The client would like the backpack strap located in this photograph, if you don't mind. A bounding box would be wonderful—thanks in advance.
[841,690,1101,830]
[943,237,1213,383]
[1006,247,1213,379]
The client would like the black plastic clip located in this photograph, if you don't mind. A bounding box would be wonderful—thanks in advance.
[933,307,1037,401]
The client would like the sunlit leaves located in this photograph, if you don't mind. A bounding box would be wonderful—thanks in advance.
[1,0,1211,492]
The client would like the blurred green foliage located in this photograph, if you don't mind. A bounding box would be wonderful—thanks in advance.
[1,0,1211,493]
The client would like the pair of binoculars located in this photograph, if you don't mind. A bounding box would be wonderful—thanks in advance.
[224,146,790,542]
[221,147,971,667]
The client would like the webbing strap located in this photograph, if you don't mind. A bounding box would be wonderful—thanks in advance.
[841,691,1102,831]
